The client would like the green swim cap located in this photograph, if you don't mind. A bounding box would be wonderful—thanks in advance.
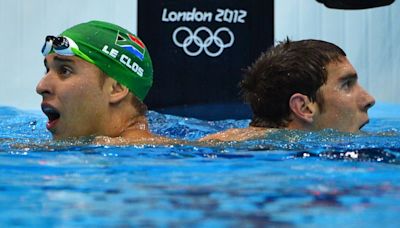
[59,20,153,101]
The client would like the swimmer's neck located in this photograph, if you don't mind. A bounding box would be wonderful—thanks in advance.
[120,115,153,139]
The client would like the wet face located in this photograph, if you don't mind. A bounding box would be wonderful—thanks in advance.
[36,54,110,139]
[312,57,375,132]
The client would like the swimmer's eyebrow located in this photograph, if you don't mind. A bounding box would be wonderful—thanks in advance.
[44,56,75,67]
[53,56,75,64]
[339,73,358,82]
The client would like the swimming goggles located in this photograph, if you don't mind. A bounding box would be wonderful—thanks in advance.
[41,35,94,64]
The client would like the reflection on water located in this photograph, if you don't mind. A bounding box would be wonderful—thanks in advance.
[1,105,400,227]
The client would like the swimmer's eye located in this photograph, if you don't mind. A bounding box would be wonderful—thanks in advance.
[58,65,73,76]
[341,78,356,90]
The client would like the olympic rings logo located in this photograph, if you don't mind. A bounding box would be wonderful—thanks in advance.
[172,26,235,57]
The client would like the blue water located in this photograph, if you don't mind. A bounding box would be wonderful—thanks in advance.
[1,104,400,227]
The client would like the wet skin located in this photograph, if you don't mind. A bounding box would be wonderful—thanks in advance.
[311,57,375,132]
[199,56,376,142]
[36,54,112,139]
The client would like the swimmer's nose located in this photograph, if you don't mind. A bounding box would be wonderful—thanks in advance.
[36,74,52,98]
[362,89,375,112]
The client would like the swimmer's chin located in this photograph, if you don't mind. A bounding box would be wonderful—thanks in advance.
[359,119,370,131]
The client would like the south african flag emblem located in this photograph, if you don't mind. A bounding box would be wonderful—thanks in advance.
[115,31,145,60]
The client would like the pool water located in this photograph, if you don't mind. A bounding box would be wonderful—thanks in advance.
[1,104,400,227]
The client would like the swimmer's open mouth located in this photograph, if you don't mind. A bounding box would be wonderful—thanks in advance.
[41,104,60,122]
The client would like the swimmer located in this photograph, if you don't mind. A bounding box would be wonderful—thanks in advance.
[36,20,174,144]
[200,39,376,142]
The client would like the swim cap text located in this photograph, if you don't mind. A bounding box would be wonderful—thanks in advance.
[102,45,144,77]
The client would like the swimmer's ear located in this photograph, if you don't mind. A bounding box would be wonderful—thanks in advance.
[109,80,129,104]
[289,93,316,123]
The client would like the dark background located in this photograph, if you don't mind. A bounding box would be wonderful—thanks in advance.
[138,0,274,120]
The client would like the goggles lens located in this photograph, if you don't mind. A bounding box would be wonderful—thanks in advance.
[41,35,94,64]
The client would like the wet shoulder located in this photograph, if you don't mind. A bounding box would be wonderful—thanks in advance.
[199,127,274,142]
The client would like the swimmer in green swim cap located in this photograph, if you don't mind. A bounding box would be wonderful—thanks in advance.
[36,20,171,144]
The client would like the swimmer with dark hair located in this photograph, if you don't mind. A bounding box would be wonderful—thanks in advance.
[201,39,375,142]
